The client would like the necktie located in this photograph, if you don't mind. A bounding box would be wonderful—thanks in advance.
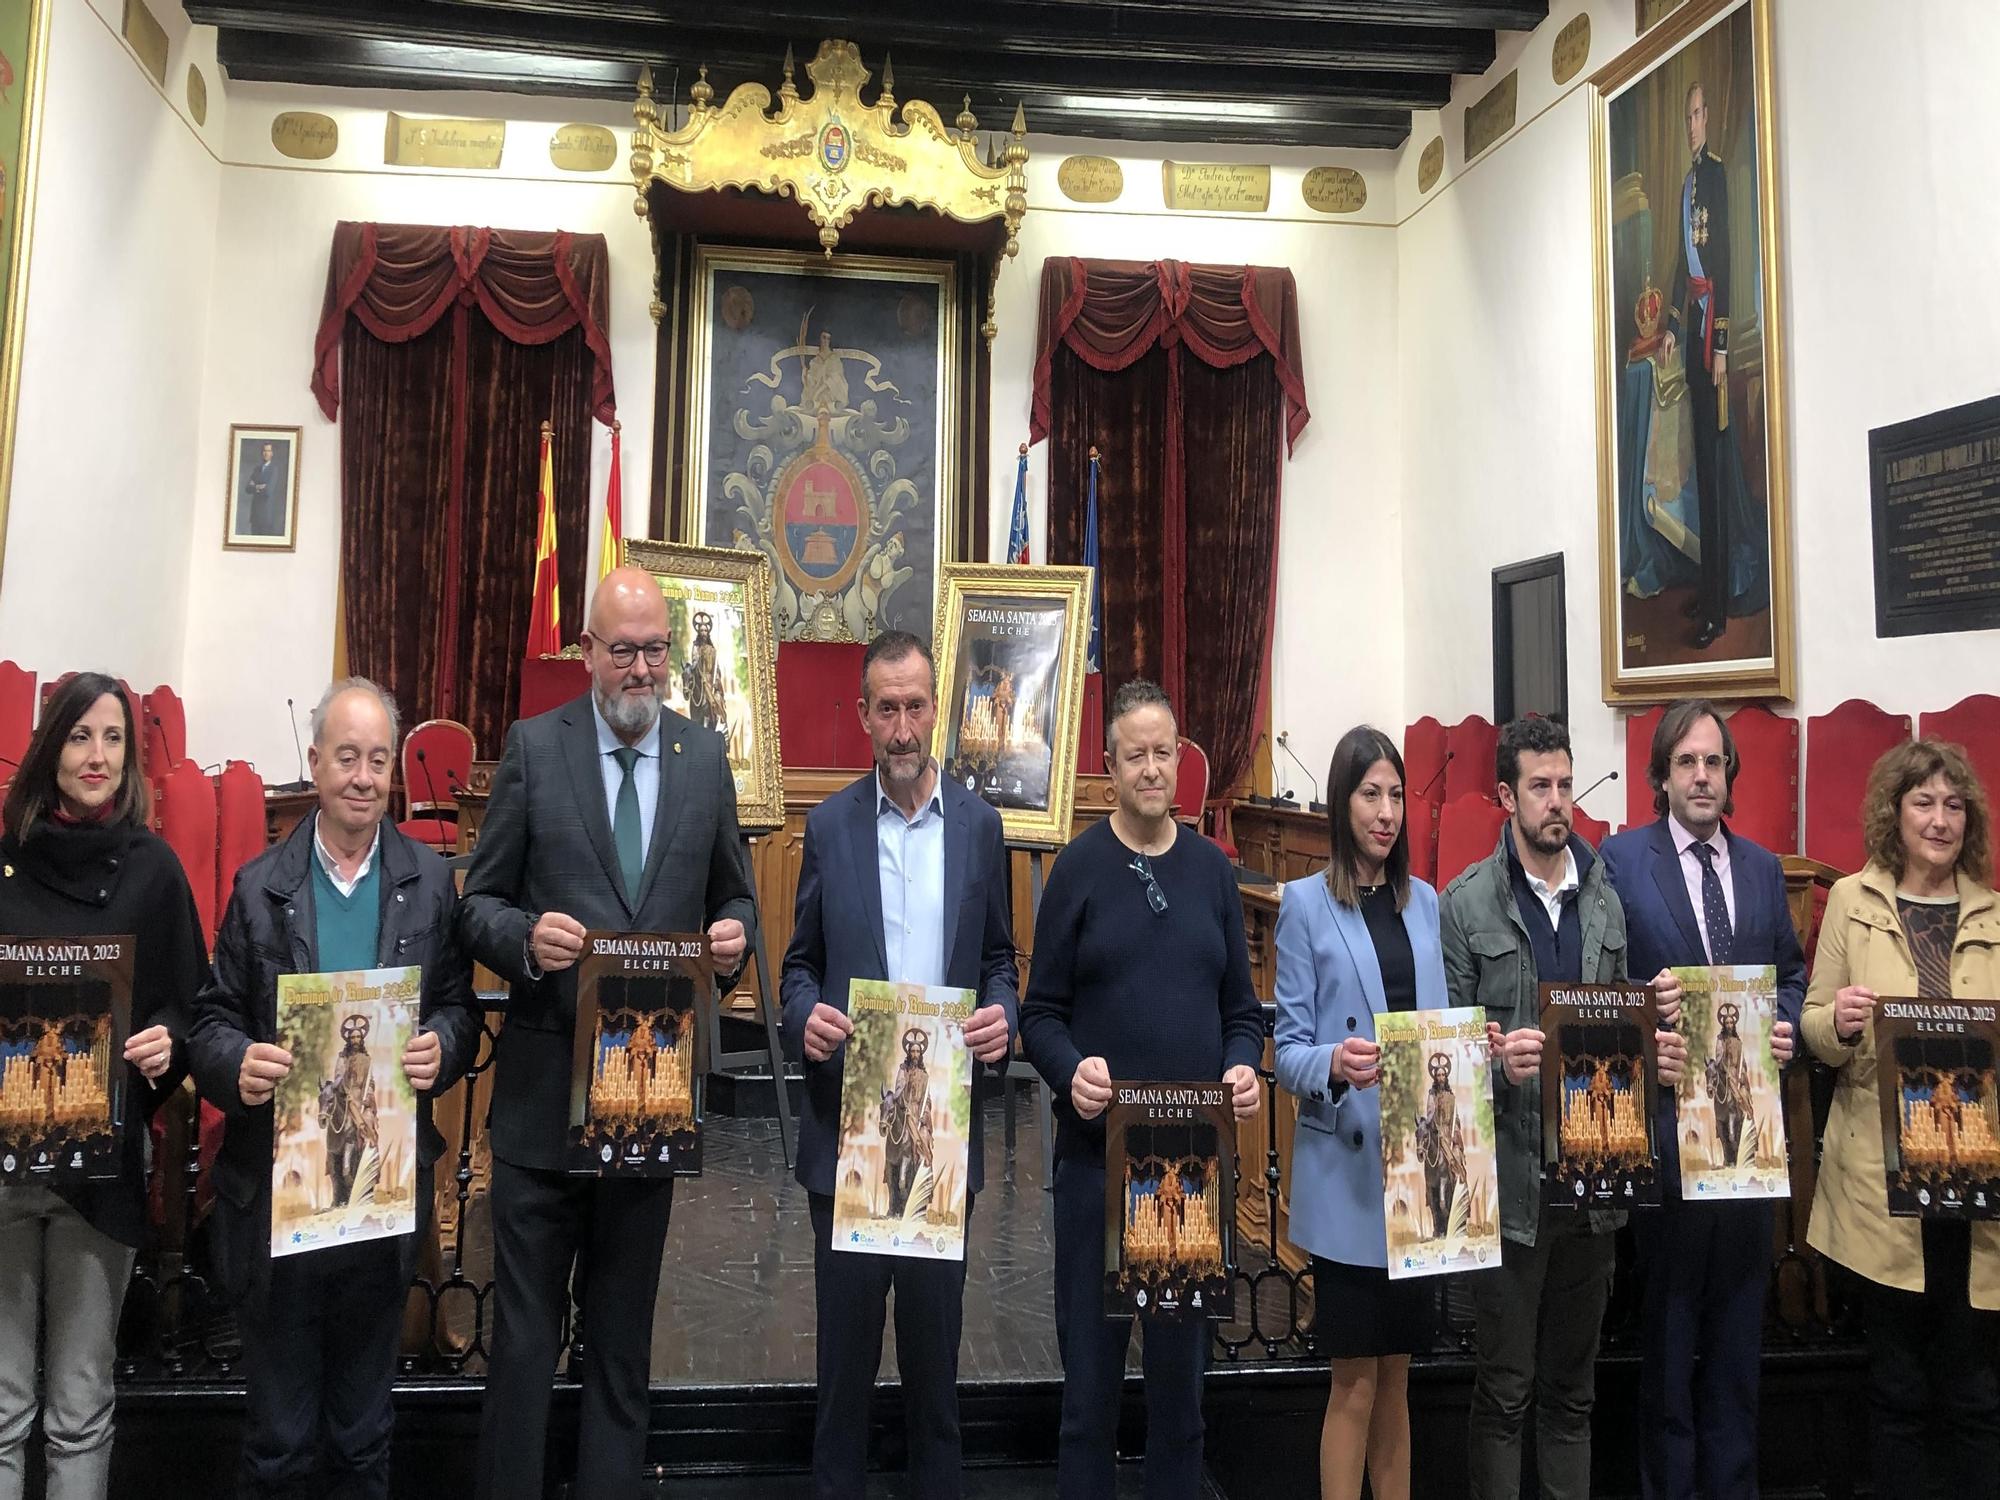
[1692,841,1734,965]
[611,746,643,906]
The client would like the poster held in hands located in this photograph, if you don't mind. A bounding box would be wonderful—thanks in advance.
[1873,997,2000,1220]
[0,935,133,1184]
[568,932,709,1177]
[1671,964,1789,1199]
[1103,1081,1235,1319]
[1378,1004,1501,1280]
[1540,982,1661,1208]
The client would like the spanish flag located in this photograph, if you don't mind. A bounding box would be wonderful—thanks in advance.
[525,421,562,656]
[598,419,623,580]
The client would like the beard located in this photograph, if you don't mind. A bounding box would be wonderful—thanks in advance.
[880,739,927,787]
[596,679,665,736]
[1519,812,1571,857]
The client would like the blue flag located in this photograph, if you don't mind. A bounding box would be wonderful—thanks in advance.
[1082,450,1103,673]
[1006,445,1030,565]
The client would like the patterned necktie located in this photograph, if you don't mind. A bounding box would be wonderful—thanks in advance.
[611,746,643,906]
[1692,841,1735,965]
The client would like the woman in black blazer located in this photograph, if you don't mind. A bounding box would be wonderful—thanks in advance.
[0,672,207,1499]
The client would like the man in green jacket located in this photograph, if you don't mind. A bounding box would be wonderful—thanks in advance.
[1441,716,1685,1500]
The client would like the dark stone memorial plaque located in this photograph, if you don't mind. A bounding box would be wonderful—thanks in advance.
[1870,393,2000,638]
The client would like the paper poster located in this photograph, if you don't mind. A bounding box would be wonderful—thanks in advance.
[832,979,973,1260]
[1103,1081,1234,1319]
[0,935,133,1184]
[1873,997,2000,1220]
[271,966,420,1257]
[1672,965,1789,1199]
[1541,982,1661,1208]
[1378,1005,1501,1280]
[568,932,709,1177]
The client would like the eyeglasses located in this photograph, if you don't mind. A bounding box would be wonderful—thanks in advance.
[1672,753,1727,774]
[596,638,671,668]
[1130,854,1168,915]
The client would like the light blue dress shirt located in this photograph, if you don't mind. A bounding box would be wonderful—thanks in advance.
[591,698,662,864]
[876,766,946,988]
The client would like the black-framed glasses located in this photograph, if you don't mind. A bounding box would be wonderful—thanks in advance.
[1130,854,1168,915]
[597,638,670,668]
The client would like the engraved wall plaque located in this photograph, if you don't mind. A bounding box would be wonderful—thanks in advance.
[550,123,618,173]
[385,113,506,171]
[185,64,207,127]
[1161,161,1270,213]
[121,0,168,87]
[1057,155,1124,204]
[1464,71,1518,162]
[271,112,339,161]
[1417,137,1445,194]
[1301,165,1366,214]
[1552,14,1593,85]
[1870,394,2000,638]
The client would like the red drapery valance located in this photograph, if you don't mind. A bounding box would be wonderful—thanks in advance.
[312,222,616,424]
[1030,257,1310,454]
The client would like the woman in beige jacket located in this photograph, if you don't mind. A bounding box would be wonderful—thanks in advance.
[1804,738,2000,1500]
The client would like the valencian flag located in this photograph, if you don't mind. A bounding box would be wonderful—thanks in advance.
[598,420,624,581]
[526,421,562,656]
[1006,442,1030,565]
[1082,446,1103,672]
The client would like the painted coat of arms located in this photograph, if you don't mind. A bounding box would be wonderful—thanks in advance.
[687,246,959,644]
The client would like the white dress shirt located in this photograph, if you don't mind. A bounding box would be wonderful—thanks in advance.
[591,698,662,864]
[1524,844,1580,926]
[1669,815,1735,963]
[876,766,946,989]
[312,812,381,899]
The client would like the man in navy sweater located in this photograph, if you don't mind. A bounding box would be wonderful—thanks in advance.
[1599,700,1805,1500]
[1022,679,1264,1500]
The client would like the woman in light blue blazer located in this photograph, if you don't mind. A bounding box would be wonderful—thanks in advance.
[1274,725,1448,1500]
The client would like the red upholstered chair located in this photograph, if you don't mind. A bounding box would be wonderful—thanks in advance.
[1623,705,1665,830]
[1437,794,1508,888]
[1406,792,1439,887]
[1805,699,1912,874]
[0,660,33,782]
[398,718,475,851]
[1444,715,1499,805]
[1404,717,1448,804]
[1920,695,2000,808]
[159,760,219,943]
[1173,737,1238,858]
[141,685,188,776]
[1724,704,1800,855]
[216,761,266,910]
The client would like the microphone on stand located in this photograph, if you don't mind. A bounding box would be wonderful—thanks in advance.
[272,697,311,792]
[414,749,451,850]
[1274,732,1325,813]
[1575,768,1620,806]
[1417,749,1453,801]
[147,713,179,773]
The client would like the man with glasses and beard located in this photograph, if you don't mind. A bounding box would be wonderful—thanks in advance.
[1440,716,1686,1500]
[781,630,1017,1500]
[1021,679,1264,1500]
[458,566,757,1500]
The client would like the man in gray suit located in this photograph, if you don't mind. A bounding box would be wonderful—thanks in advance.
[459,566,757,1500]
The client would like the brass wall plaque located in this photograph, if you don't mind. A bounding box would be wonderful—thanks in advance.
[1161,161,1270,213]
[1463,70,1518,162]
[185,64,207,127]
[1057,155,1123,204]
[1301,165,1366,214]
[550,123,617,173]
[121,0,169,87]
[385,113,506,170]
[1417,137,1445,194]
[1637,0,1690,32]
[1552,14,1592,85]
[271,111,339,161]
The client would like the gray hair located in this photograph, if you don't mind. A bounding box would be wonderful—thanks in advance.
[310,676,402,747]
[1107,678,1175,752]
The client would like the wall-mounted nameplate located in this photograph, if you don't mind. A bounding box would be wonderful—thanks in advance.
[1637,0,1691,33]
[186,64,207,127]
[1057,155,1123,204]
[1463,70,1518,162]
[386,113,505,170]
[272,112,339,161]
[1417,137,1445,194]
[1301,165,1366,214]
[550,123,617,173]
[1161,161,1270,213]
[1870,393,2000,638]
[1552,14,1592,85]
[121,0,169,87]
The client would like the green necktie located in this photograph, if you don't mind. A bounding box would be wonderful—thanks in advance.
[611,746,643,905]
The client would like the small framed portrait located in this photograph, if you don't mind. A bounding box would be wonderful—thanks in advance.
[932,563,1093,847]
[620,537,786,832]
[224,424,302,550]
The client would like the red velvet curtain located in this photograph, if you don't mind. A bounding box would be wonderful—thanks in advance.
[316,224,612,757]
[1034,258,1304,797]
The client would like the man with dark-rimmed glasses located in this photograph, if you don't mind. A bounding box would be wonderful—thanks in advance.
[1022,678,1264,1500]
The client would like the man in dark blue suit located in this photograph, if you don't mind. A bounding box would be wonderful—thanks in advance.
[1599,700,1806,1500]
[781,630,1018,1500]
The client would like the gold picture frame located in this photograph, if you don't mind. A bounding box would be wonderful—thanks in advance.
[0,0,51,592]
[931,563,1093,847]
[677,243,963,647]
[223,424,304,551]
[1591,0,1795,704]
[621,537,787,832]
